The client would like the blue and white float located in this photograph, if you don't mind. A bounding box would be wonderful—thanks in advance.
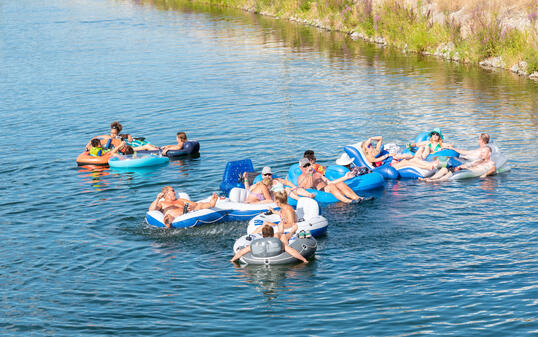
[145,192,226,228]
[145,189,277,228]
[343,142,399,179]
[247,197,328,238]
[108,153,169,168]
[285,163,384,205]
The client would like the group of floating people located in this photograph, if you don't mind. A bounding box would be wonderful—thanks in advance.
[76,121,199,167]
[78,124,508,264]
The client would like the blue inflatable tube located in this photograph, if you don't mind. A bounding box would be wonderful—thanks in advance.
[165,141,200,158]
[344,144,399,179]
[108,155,169,168]
[286,164,384,204]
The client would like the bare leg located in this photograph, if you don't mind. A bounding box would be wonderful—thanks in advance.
[193,193,218,210]
[419,167,449,181]
[335,182,360,200]
[324,184,353,203]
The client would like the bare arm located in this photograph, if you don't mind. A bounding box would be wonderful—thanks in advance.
[231,246,251,262]
[149,192,164,211]
[480,164,496,178]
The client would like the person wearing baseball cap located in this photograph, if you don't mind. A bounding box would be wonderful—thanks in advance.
[297,157,364,203]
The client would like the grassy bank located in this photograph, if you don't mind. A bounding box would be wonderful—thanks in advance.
[150,0,538,77]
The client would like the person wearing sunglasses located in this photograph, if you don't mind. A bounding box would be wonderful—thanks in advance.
[243,167,314,203]
[408,128,453,160]
[297,158,362,203]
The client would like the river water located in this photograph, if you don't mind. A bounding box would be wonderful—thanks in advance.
[1,0,537,335]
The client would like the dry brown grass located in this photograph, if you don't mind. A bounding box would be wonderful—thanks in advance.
[435,0,537,14]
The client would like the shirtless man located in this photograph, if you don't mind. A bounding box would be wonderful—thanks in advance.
[149,186,218,228]
[297,158,361,203]
[420,133,496,182]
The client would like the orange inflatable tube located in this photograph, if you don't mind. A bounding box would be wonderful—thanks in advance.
[76,151,113,166]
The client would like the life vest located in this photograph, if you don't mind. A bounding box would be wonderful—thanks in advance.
[89,147,109,157]
[313,163,326,175]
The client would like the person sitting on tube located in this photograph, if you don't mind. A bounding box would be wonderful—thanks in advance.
[297,158,363,203]
[230,224,308,264]
[161,132,188,155]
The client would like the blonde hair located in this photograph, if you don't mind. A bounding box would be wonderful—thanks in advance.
[261,177,272,187]
[161,186,173,193]
[274,191,288,204]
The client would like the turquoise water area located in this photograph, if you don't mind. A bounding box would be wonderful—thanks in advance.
[1,0,537,335]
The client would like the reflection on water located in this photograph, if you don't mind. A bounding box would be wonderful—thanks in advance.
[233,263,314,301]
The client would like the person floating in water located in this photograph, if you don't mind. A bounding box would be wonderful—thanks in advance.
[149,186,218,228]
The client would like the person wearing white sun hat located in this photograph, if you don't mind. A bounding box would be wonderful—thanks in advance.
[336,153,372,177]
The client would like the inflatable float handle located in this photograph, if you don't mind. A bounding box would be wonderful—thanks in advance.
[105,138,112,149]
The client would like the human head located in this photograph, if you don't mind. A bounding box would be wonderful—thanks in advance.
[299,158,312,172]
[161,186,176,200]
[91,138,101,147]
[274,191,288,205]
[336,153,354,167]
[429,127,444,141]
[303,150,314,158]
[261,176,273,187]
[262,166,272,177]
[110,121,122,136]
[479,133,490,145]
[176,132,187,142]
[261,225,274,238]
[123,146,134,155]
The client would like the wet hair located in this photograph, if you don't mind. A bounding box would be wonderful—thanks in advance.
[274,191,288,204]
[261,177,273,187]
[261,225,274,238]
[303,150,314,157]
[123,146,134,155]
[110,121,122,132]
[119,133,130,140]
[91,138,101,147]
[176,132,187,141]
[480,133,490,144]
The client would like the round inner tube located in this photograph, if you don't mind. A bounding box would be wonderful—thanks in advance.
[250,237,283,258]
[165,141,200,158]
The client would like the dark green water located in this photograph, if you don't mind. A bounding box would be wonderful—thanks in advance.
[1,0,537,335]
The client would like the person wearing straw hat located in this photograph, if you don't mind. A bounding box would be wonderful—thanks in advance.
[335,153,372,177]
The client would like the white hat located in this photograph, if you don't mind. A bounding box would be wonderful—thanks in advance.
[336,153,354,166]
[262,166,273,175]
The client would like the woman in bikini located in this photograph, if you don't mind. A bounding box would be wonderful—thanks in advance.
[252,191,298,244]
[362,136,390,167]
[407,128,453,160]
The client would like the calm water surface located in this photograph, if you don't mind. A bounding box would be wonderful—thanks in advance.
[1,0,537,335]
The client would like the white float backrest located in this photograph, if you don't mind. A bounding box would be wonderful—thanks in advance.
[177,192,190,200]
[229,187,248,203]
[296,197,319,221]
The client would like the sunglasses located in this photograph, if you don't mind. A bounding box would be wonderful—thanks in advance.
[263,173,272,176]
[302,163,311,168]
[431,132,440,136]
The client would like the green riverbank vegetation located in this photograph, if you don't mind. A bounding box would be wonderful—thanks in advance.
[147,0,538,77]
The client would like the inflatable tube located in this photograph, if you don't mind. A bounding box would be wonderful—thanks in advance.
[286,164,383,204]
[198,187,279,222]
[165,141,200,158]
[397,166,436,179]
[247,198,328,238]
[233,235,317,265]
[145,209,227,228]
[76,151,111,166]
[108,154,169,168]
[343,143,399,179]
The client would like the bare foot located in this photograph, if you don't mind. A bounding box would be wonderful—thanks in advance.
[209,193,218,207]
